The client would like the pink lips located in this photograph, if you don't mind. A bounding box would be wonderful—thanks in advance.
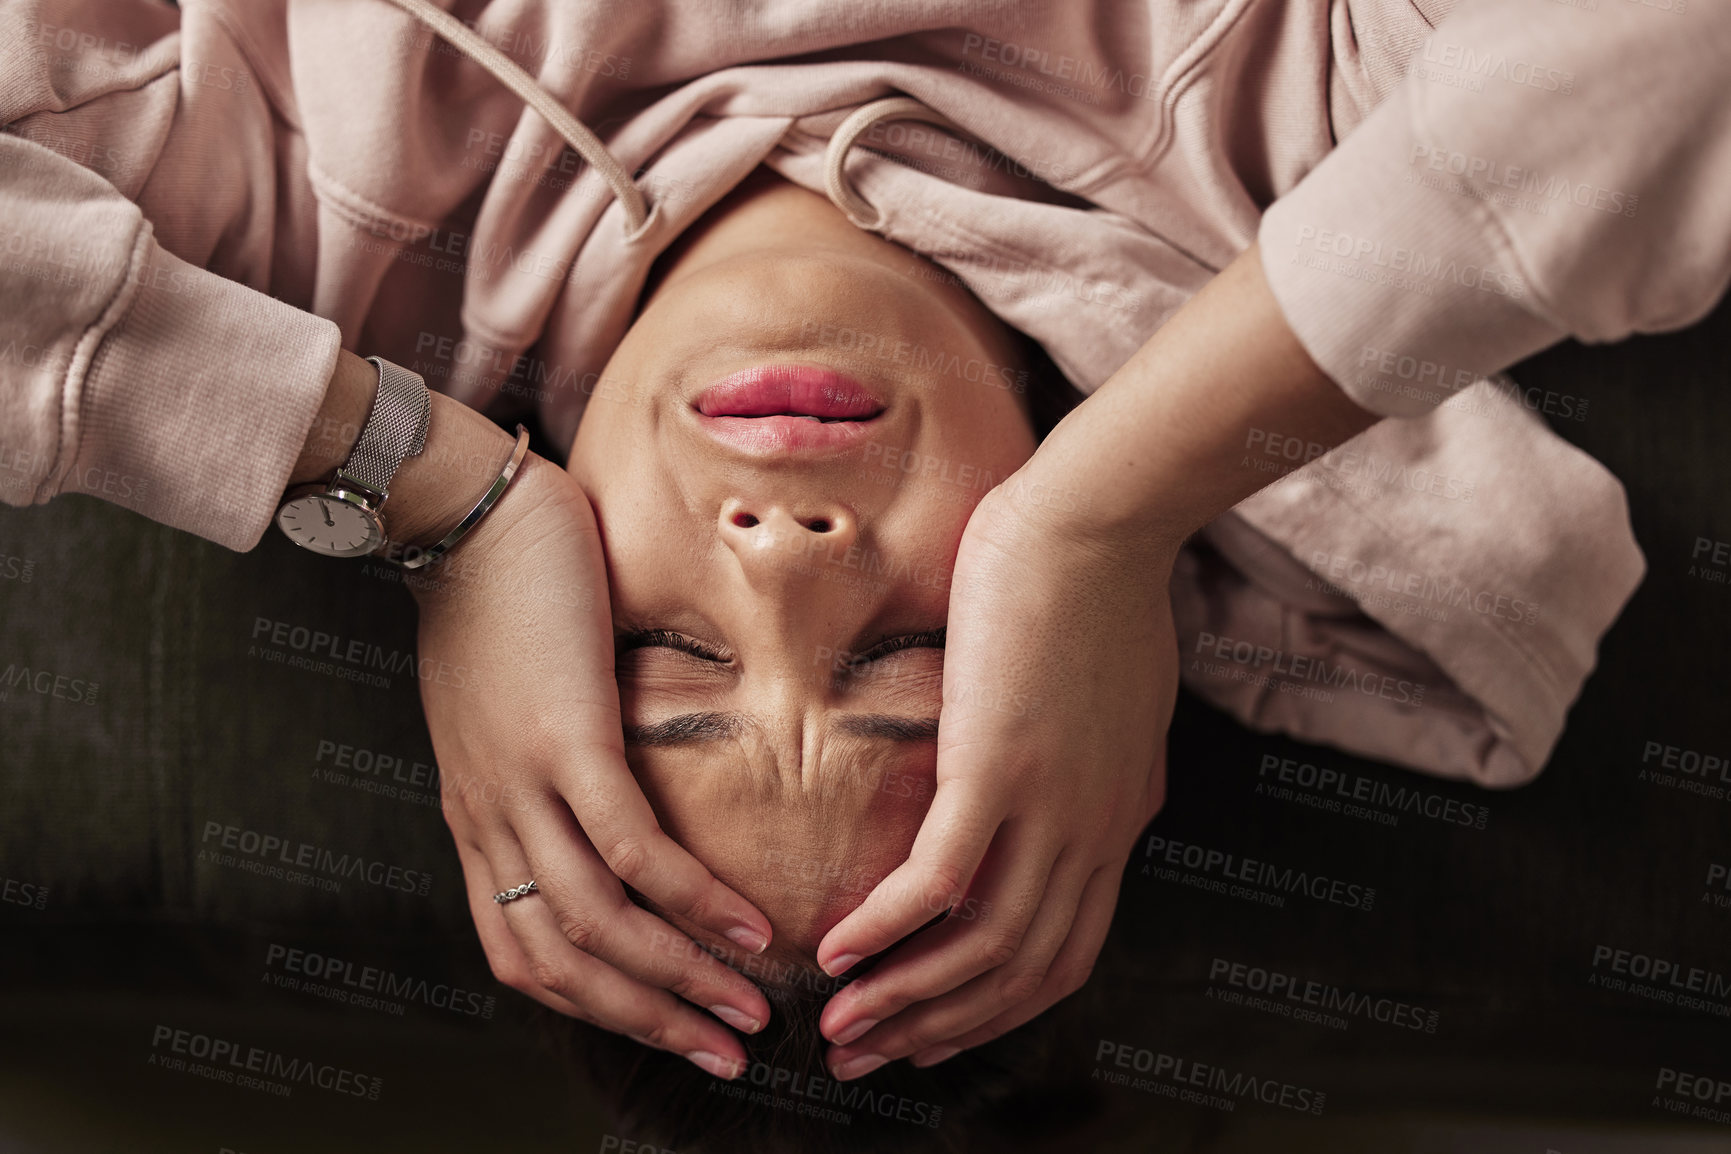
[693,365,884,454]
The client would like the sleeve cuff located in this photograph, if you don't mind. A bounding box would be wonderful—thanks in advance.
[1176,378,1645,787]
[58,240,341,552]
[1258,87,1566,418]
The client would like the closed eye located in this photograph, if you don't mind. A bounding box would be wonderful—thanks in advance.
[617,627,944,667]
[846,627,945,667]
[618,629,731,664]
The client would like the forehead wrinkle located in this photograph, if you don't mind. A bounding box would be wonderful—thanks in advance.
[630,713,792,804]
[785,704,818,800]
[630,738,936,955]
[792,724,921,809]
[728,714,794,802]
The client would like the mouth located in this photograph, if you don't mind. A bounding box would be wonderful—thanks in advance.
[693,364,885,455]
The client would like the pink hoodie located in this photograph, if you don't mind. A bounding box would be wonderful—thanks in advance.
[3,0,1720,785]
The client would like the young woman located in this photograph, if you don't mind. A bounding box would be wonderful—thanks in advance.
[2,0,1724,1096]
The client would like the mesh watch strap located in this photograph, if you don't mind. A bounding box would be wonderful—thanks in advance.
[337,357,431,497]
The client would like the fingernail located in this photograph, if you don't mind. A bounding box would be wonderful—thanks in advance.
[821,952,861,978]
[709,1004,763,1034]
[725,926,769,955]
[830,1053,886,1081]
[912,1045,961,1068]
[829,1017,878,1047]
[686,1050,743,1080]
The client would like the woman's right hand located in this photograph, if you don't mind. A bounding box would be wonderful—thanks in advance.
[407,450,774,1079]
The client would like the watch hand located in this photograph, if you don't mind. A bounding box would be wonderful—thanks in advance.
[321,502,335,527]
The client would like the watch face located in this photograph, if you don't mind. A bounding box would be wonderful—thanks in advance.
[277,493,383,557]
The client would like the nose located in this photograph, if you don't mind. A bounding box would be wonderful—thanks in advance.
[717,497,859,581]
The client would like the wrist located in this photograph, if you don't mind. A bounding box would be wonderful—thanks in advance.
[1005,414,1191,563]
[284,350,531,573]
[399,451,575,607]
[381,391,519,549]
[1006,243,1376,558]
[980,451,1183,577]
[291,349,378,485]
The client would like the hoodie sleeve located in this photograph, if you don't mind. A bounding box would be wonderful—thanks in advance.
[1259,0,1731,416]
[0,1,339,551]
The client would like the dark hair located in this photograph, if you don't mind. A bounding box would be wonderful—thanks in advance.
[1017,332,1087,444]
[545,940,1118,1154]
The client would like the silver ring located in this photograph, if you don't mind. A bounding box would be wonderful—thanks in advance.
[493,879,538,905]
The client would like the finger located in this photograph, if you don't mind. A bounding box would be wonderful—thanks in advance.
[825,858,1092,1069]
[558,752,772,955]
[455,839,592,1020]
[453,761,768,1028]
[509,804,772,1033]
[819,821,1059,1044]
[484,834,753,1079]
[815,776,1006,976]
[829,866,1120,1078]
[439,771,487,844]
[910,869,1123,1066]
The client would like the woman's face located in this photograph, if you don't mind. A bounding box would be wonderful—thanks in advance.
[567,173,1036,960]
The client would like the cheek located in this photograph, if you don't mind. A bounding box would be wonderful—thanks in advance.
[565,410,622,495]
[885,420,1034,527]
[875,478,982,567]
[568,331,658,485]
[586,467,719,602]
[954,405,1039,480]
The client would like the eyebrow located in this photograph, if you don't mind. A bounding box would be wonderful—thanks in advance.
[623,711,939,748]
[624,711,743,747]
[835,713,941,741]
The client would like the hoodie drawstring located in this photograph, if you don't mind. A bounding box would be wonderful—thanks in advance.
[377,0,649,234]
[379,2,959,239]
[823,97,961,231]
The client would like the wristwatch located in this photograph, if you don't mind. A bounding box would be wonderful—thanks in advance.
[275,357,431,558]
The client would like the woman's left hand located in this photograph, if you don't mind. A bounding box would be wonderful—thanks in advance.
[814,473,1175,1078]
[813,243,1375,1078]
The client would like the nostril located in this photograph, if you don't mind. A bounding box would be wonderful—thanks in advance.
[807,519,832,534]
[732,512,759,528]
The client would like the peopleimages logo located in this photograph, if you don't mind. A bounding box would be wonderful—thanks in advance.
[1304,552,1540,627]
[1093,1039,1327,1115]
[249,616,480,690]
[1413,40,1576,95]
[960,33,1160,104]
[1654,1067,1731,1127]
[1,877,48,911]
[149,1024,382,1101]
[1289,225,1526,299]
[797,319,1029,393]
[263,943,496,1020]
[1591,945,1731,1005]
[314,739,437,791]
[1207,956,1440,1034]
[1256,754,1491,831]
[1638,739,1731,804]
[199,820,433,897]
[1192,631,1427,706]
[0,663,98,705]
[1706,863,1731,910]
[1408,145,1637,217]
[709,1059,944,1128]
[1142,835,1376,911]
